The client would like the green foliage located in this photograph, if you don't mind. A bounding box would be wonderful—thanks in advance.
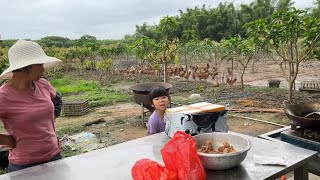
[222,36,255,88]
[0,48,9,74]
[98,43,125,60]
[158,16,180,40]
[76,35,100,50]
[96,59,113,71]
[0,40,16,48]
[133,0,298,42]
[310,0,320,18]
[83,60,96,70]
[50,76,131,108]
[245,8,320,101]
[135,22,158,39]
[0,168,7,175]
[131,36,157,61]
[61,146,81,158]
[38,36,74,48]
[50,76,99,94]
[181,29,198,43]
[96,58,114,82]
[63,88,131,108]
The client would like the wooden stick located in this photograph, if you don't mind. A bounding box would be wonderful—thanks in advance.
[227,108,284,113]
[229,114,286,127]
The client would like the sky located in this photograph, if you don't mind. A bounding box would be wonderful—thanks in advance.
[0,0,316,40]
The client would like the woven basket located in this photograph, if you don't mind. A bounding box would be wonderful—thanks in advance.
[62,100,89,116]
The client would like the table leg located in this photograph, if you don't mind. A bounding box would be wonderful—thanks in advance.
[294,164,308,180]
[141,102,144,126]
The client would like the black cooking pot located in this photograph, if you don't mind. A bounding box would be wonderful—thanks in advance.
[284,102,320,129]
[129,82,172,111]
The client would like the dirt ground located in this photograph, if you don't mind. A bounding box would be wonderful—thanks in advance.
[56,60,320,149]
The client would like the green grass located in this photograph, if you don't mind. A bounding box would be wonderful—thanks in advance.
[56,124,85,137]
[0,168,7,175]
[50,76,131,108]
[50,76,99,94]
[61,146,81,158]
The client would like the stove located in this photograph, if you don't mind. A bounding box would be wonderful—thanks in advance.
[259,126,320,175]
[280,127,320,153]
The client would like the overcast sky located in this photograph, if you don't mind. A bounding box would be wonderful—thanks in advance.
[0,0,316,40]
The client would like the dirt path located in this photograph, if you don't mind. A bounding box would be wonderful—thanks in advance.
[240,60,320,89]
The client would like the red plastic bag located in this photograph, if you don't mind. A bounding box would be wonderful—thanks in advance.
[161,131,206,180]
[131,158,177,180]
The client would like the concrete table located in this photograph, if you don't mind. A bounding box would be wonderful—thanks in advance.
[0,132,317,180]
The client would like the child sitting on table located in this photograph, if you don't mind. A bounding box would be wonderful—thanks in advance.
[147,87,170,135]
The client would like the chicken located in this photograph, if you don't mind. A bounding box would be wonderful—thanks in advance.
[197,72,209,80]
[179,70,186,77]
[210,71,219,80]
[227,67,233,76]
[227,76,237,85]
[184,71,191,80]
[192,72,196,80]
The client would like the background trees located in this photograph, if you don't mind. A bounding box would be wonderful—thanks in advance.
[245,8,320,102]
[0,0,319,103]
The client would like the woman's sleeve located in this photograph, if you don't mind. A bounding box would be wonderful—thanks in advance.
[0,96,5,118]
[42,78,63,118]
[53,91,63,118]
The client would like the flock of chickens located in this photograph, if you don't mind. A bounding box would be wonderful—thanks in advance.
[118,63,237,86]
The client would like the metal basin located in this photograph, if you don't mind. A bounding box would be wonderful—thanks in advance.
[193,132,251,170]
[284,102,320,128]
[129,82,172,111]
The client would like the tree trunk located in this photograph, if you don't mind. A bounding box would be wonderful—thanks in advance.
[241,67,246,89]
[231,58,234,75]
[251,59,256,74]
[184,53,188,70]
[208,52,212,62]
[164,61,168,83]
[288,80,293,102]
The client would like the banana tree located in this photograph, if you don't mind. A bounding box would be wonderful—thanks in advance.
[245,8,320,102]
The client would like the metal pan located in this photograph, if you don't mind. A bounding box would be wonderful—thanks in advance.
[284,103,320,129]
[129,82,172,111]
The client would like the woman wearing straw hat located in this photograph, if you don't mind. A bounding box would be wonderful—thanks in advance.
[0,39,63,172]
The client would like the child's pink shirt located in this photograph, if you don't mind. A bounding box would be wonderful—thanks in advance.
[0,78,60,165]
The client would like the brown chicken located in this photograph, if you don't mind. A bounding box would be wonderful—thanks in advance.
[227,76,237,85]
[197,72,209,80]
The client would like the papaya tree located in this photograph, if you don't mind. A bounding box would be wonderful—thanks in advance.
[245,8,320,102]
[180,29,199,69]
[132,16,180,83]
[157,16,180,82]
[222,36,255,88]
[181,39,200,69]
